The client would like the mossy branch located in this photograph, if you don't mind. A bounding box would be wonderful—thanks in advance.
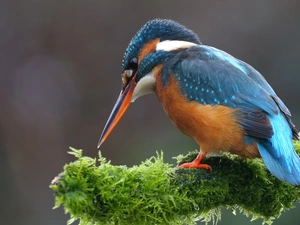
[50,140,300,225]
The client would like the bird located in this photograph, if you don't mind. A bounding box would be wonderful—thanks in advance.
[97,19,300,185]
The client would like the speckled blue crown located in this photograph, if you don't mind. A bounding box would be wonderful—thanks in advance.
[122,19,201,72]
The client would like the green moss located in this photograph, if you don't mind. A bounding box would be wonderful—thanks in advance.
[51,141,300,225]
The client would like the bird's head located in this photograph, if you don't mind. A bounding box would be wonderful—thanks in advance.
[98,19,201,147]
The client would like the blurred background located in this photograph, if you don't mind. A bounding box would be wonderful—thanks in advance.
[1,1,300,224]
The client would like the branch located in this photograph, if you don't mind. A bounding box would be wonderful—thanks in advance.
[50,140,300,225]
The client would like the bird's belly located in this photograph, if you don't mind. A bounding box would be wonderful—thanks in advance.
[155,75,259,158]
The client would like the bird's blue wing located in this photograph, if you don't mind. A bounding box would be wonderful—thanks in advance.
[242,63,291,116]
[163,45,292,140]
[243,62,298,139]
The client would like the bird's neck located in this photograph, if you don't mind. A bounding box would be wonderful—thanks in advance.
[137,51,176,82]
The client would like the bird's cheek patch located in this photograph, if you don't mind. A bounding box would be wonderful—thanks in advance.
[138,38,160,64]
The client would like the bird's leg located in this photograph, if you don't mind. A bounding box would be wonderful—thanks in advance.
[178,152,212,172]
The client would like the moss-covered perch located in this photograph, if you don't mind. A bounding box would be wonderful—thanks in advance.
[50,140,300,225]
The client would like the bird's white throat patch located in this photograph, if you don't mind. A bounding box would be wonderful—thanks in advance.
[131,72,156,102]
[156,40,197,52]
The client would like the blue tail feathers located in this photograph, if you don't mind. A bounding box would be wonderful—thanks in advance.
[257,113,300,185]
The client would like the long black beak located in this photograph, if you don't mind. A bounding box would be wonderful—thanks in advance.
[97,77,136,148]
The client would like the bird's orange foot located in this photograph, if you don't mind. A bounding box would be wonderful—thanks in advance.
[177,162,212,172]
[177,152,212,172]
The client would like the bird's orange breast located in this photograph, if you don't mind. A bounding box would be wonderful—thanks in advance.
[154,70,259,158]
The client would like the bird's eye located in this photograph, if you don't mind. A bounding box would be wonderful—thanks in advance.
[128,57,138,73]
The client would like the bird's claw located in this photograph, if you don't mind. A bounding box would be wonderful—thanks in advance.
[177,162,212,172]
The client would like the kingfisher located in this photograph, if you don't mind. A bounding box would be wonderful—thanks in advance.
[97,19,300,185]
